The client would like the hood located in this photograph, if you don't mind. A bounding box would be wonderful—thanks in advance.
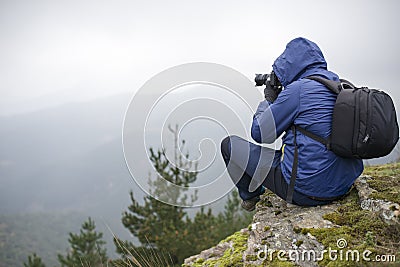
[272,37,327,87]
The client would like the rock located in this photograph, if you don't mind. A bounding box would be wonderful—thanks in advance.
[242,193,338,267]
[184,241,232,264]
[183,192,341,267]
[183,168,400,266]
[355,175,400,224]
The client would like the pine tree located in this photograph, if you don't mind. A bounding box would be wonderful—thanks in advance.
[23,253,46,267]
[119,126,197,264]
[58,217,108,267]
[116,126,253,266]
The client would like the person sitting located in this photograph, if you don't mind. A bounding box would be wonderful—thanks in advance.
[221,37,363,211]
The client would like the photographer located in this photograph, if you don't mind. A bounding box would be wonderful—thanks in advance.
[221,37,363,210]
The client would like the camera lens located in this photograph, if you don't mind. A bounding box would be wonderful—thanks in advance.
[255,73,269,86]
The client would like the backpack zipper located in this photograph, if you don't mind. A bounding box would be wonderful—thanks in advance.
[363,88,372,144]
[353,89,361,155]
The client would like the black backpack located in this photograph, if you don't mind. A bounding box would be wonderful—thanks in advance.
[299,76,399,159]
[286,76,399,203]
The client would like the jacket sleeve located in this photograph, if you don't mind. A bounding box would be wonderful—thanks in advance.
[251,83,300,143]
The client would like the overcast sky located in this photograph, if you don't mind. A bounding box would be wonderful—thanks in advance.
[0,0,399,115]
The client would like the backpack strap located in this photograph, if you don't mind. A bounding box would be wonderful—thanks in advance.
[295,126,331,150]
[285,125,332,204]
[306,76,342,94]
[286,125,298,204]
[339,78,356,89]
[286,76,353,203]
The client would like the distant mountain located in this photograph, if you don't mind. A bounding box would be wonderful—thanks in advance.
[0,93,138,215]
[0,94,145,265]
[0,92,398,214]
[0,92,234,266]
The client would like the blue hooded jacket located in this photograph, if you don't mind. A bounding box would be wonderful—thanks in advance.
[251,37,363,198]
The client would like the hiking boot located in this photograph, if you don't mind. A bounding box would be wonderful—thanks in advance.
[241,196,260,212]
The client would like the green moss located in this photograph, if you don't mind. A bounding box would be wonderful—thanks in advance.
[191,230,249,267]
[363,163,400,203]
[261,258,296,267]
[369,177,400,203]
[245,254,258,261]
[293,227,301,234]
[195,258,205,264]
[295,240,303,247]
[363,162,400,177]
[300,228,309,235]
[300,163,400,266]
[274,210,282,216]
[262,200,274,208]
[264,226,271,232]
[265,262,295,267]
[364,231,375,246]
[263,190,276,197]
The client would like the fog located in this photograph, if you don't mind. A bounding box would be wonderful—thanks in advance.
[1,0,399,115]
[0,0,399,265]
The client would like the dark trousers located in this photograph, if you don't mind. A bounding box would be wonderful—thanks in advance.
[220,136,331,206]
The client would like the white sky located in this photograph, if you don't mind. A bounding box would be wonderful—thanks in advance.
[0,0,399,115]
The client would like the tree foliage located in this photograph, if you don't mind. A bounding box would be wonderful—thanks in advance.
[23,253,46,267]
[19,126,253,267]
[57,217,108,267]
[117,126,253,265]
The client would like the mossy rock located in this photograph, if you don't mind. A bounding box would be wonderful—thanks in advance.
[184,163,400,267]
[187,230,249,267]
[301,163,400,266]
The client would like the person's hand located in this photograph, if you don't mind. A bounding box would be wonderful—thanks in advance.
[264,81,282,103]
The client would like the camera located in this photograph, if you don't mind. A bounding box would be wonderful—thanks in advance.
[255,71,282,89]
